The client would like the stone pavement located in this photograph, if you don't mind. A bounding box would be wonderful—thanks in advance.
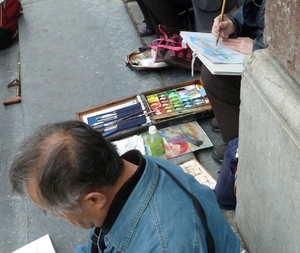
[0,0,245,252]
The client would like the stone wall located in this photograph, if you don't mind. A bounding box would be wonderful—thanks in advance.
[235,1,300,251]
[236,49,300,252]
[264,0,300,81]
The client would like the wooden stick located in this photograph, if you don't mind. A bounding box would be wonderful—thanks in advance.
[3,53,22,106]
[216,0,227,46]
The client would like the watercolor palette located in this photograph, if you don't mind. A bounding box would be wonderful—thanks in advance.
[144,81,209,119]
[76,78,212,141]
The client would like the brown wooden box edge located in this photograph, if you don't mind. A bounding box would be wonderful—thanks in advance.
[76,78,212,141]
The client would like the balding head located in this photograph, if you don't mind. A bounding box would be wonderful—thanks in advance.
[9,120,123,216]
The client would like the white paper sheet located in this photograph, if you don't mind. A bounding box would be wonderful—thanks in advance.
[112,135,146,155]
[12,234,56,253]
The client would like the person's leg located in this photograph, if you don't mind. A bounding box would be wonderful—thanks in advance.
[143,0,192,35]
[136,0,154,30]
[136,0,156,36]
[201,64,241,163]
[167,0,193,13]
[201,64,241,143]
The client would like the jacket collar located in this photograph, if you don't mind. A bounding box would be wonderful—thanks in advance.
[103,157,160,251]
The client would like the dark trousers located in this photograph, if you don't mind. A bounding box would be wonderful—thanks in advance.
[201,64,241,143]
[136,0,154,30]
[136,0,193,36]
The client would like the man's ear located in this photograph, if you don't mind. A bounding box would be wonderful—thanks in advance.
[83,192,107,209]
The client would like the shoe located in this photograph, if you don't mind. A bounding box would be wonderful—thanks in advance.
[210,117,220,132]
[212,143,227,164]
[139,27,156,37]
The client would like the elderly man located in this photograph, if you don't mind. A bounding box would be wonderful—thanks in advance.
[9,120,239,253]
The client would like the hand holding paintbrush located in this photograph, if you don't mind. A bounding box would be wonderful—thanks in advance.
[213,0,236,46]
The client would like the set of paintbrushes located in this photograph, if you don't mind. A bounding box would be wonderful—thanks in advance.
[88,103,150,137]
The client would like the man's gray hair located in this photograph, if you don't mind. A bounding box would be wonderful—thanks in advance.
[9,120,123,216]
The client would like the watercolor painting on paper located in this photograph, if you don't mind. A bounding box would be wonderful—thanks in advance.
[181,32,245,64]
[158,121,213,159]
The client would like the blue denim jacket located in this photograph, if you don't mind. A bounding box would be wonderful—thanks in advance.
[75,155,240,253]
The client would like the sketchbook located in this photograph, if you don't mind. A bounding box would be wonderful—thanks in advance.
[180,31,245,75]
